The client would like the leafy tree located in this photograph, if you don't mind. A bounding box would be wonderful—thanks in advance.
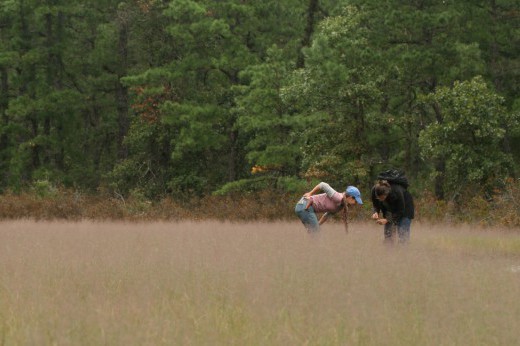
[463,0,519,103]
[0,0,518,205]
[0,0,129,190]
[1,0,79,186]
[117,0,308,196]
[283,6,382,186]
[463,0,520,169]
[364,0,486,178]
[0,3,17,189]
[233,46,303,176]
[117,0,250,196]
[419,76,519,200]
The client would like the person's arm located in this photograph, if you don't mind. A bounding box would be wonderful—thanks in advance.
[391,186,406,224]
[341,195,349,233]
[303,182,337,199]
[373,187,392,225]
[303,183,321,210]
[319,212,330,225]
[371,187,381,220]
[321,196,349,231]
[319,196,348,232]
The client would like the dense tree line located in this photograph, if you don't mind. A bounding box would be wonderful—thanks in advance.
[0,0,518,203]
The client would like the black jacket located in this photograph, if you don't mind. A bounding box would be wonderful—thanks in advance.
[371,184,414,224]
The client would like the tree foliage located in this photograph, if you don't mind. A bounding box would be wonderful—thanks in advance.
[0,0,518,201]
[419,76,518,199]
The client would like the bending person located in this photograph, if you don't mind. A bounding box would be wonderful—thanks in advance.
[295,182,362,234]
[371,180,414,244]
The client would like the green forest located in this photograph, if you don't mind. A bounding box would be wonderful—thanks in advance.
[0,0,519,222]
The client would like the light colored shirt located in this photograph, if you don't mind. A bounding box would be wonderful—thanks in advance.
[310,183,344,213]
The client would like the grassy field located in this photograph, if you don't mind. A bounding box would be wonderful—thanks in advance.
[1,221,519,345]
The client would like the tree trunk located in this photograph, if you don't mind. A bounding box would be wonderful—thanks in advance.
[19,0,40,173]
[489,0,502,92]
[228,129,238,181]
[31,118,40,169]
[296,0,319,68]
[379,97,390,163]
[44,12,54,166]
[0,66,8,141]
[432,102,446,200]
[0,66,9,185]
[116,14,129,160]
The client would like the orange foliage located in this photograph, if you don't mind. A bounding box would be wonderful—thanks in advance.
[251,165,282,175]
[135,0,156,13]
[130,85,175,123]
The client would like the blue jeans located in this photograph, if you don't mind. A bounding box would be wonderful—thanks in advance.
[384,217,412,244]
[295,198,319,233]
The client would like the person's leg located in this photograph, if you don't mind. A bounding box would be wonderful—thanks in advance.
[295,199,319,233]
[383,222,394,244]
[397,218,412,244]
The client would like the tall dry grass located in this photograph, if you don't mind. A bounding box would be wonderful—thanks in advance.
[0,221,519,345]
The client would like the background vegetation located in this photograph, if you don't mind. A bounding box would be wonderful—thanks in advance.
[0,0,519,224]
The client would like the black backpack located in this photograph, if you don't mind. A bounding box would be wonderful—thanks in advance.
[377,169,409,189]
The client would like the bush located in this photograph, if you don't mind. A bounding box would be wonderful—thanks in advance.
[0,180,519,228]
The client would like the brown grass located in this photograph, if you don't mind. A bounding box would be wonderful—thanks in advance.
[1,221,519,345]
[2,183,520,228]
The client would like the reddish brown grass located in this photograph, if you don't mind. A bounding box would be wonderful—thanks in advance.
[1,179,520,228]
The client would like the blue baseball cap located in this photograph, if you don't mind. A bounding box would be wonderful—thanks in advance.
[346,186,363,204]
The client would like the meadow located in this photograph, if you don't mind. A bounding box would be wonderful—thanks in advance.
[1,220,519,345]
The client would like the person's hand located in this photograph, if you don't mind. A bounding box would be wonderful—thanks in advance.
[303,192,311,198]
[376,218,388,225]
[371,212,379,220]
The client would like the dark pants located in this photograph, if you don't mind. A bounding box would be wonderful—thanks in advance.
[384,217,412,244]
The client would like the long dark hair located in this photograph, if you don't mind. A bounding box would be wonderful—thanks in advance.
[341,194,349,233]
[374,180,392,197]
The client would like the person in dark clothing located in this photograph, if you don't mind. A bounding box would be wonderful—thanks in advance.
[371,180,414,244]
